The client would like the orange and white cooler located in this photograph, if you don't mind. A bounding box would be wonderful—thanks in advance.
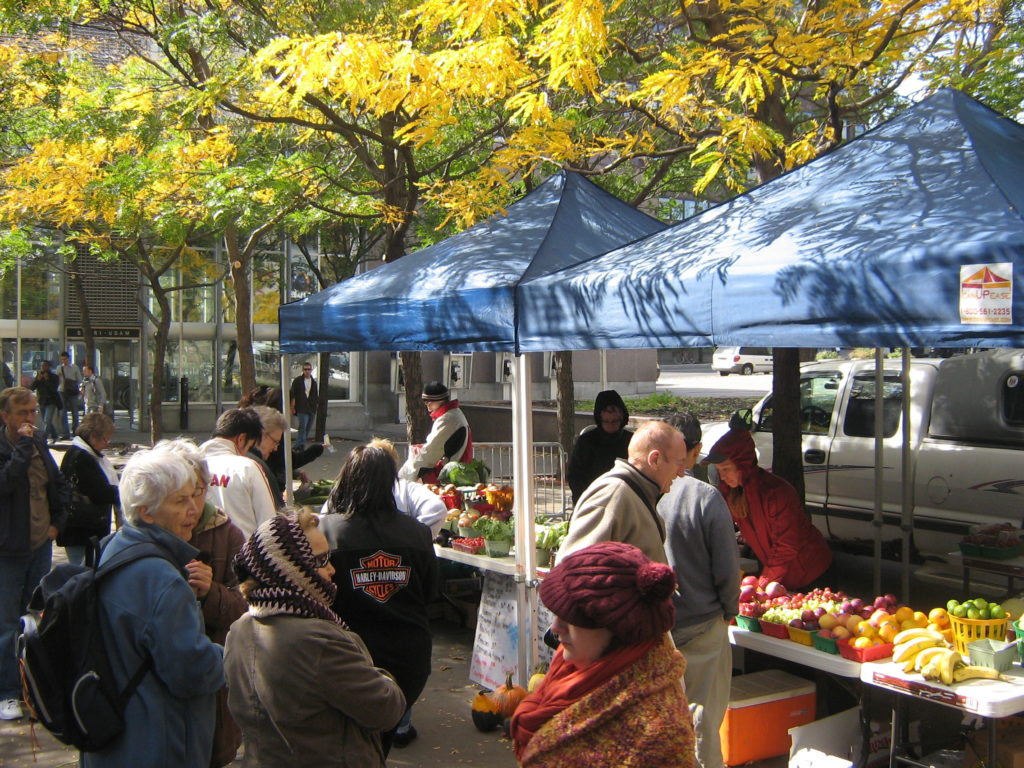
[720,669,817,766]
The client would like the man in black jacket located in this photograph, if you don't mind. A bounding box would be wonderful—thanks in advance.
[29,361,60,444]
[289,362,318,449]
[0,387,70,720]
[566,389,633,504]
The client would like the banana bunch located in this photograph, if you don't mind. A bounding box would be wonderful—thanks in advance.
[892,628,949,673]
[891,628,1003,685]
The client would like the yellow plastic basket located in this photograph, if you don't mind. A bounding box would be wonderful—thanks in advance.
[949,613,1011,655]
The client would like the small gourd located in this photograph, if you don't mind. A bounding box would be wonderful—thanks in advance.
[490,673,528,718]
[528,662,548,693]
[471,690,502,732]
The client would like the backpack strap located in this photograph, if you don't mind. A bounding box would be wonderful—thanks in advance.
[619,473,661,528]
[93,539,182,703]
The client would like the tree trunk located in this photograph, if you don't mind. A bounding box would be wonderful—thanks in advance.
[553,351,575,456]
[224,226,256,395]
[148,293,172,443]
[69,268,96,369]
[401,351,430,443]
[770,349,804,502]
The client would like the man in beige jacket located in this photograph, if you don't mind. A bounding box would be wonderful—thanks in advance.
[556,420,688,565]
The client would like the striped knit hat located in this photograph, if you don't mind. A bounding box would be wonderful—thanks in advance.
[234,513,344,626]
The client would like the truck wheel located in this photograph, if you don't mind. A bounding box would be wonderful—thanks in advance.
[741,364,754,375]
[719,371,729,377]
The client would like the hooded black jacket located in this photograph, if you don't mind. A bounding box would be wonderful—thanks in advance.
[566,390,633,503]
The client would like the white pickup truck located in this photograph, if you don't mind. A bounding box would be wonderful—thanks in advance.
[701,349,1024,560]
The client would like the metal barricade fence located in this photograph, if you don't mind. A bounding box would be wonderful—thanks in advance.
[394,441,570,520]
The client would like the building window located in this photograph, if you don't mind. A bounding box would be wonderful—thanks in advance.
[0,251,61,320]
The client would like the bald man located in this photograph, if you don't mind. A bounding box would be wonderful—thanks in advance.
[556,420,688,564]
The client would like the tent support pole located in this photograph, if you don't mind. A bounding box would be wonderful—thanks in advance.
[281,353,293,503]
[873,349,884,597]
[900,349,913,601]
[512,354,537,688]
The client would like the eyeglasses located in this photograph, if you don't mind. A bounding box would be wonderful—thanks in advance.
[266,433,282,447]
[303,367,312,372]
[311,552,330,568]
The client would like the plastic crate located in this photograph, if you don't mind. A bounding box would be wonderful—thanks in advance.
[787,625,814,646]
[959,541,982,556]
[1014,619,1024,663]
[837,639,893,663]
[812,633,840,654]
[967,638,1017,672]
[949,613,1011,655]
[759,619,790,639]
[978,545,1022,560]
[451,538,483,555]
[735,614,762,632]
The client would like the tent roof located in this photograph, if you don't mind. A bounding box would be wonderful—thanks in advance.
[278,171,665,353]
[518,89,1024,352]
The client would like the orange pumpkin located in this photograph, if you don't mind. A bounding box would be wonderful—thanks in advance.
[490,673,528,718]
[471,691,502,732]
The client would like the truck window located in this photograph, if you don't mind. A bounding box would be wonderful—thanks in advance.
[1004,373,1024,426]
[844,374,902,438]
[757,372,841,434]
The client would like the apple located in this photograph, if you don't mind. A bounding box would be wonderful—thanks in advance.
[818,628,834,639]
[874,595,888,609]
[789,619,806,630]
[765,581,788,599]
[849,598,864,612]
[860,607,874,619]
[813,607,827,618]
[801,609,817,624]
[832,625,852,640]
[741,575,759,587]
[819,613,839,630]
[739,585,757,603]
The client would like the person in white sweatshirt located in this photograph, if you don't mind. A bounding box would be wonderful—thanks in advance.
[200,408,277,538]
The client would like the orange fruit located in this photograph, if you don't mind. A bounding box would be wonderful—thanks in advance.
[928,607,950,627]
[913,611,929,627]
[879,623,898,643]
[855,620,877,638]
[846,615,863,633]
[894,606,915,623]
[852,636,873,649]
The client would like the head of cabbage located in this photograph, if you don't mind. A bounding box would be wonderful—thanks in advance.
[438,459,490,486]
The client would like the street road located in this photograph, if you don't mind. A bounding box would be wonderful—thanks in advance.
[657,363,773,399]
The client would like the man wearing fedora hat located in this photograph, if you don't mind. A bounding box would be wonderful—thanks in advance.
[399,381,473,483]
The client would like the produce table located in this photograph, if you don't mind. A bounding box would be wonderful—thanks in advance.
[862,659,1024,768]
[434,544,518,576]
[948,551,1024,596]
[728,626,863,678]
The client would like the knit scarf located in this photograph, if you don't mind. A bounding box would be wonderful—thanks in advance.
[511,637,658,758]
[234,514,344,627]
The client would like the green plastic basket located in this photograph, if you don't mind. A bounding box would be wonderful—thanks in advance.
[1014,619,1024,663]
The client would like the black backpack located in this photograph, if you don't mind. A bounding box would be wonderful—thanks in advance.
[17,541,176,752]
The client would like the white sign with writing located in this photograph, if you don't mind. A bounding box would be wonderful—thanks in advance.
[469,572,553,689]
[960,263,1012,324]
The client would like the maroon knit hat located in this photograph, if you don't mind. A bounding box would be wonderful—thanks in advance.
[540,542,676,644]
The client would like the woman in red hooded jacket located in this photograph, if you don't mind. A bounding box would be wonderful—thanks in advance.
[704,427,832,590]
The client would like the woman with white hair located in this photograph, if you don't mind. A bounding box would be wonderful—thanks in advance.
[81,446,225,768]
[152,438,247,768]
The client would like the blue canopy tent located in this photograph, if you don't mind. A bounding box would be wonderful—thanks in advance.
[517,89,1024,352]
[517,89,1024,600]
[278,170,666,684]
[278,171,665,353]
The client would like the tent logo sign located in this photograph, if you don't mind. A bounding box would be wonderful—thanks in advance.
[960,263,1012,325]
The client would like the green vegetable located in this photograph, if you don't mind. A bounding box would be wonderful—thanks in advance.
[535,520,569,551]
[438,459,490,486]
[473,516,514,543]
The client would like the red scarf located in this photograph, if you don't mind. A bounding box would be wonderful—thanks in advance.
[510,637,659,758]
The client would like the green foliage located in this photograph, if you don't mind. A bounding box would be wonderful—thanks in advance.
[474,515,514,542]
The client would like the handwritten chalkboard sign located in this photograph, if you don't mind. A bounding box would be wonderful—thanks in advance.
[469,572,553,689]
